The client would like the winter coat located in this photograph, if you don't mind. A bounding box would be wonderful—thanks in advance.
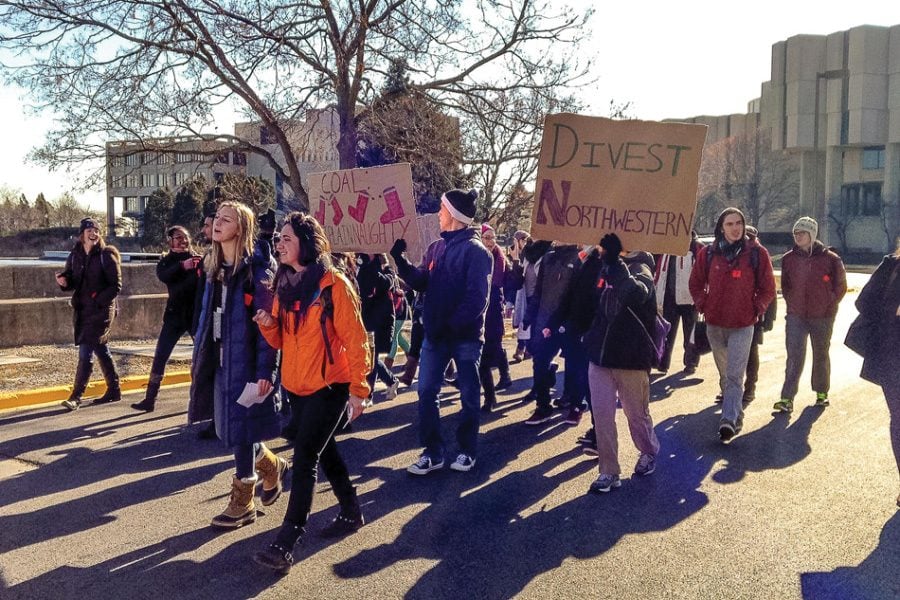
[856,255,900,388]
[59,242,122,346]
[525,245,582,333]
[564,248,604,336]
[582,252,658,371]
[781,241,847,319]
[357,259,395,353]
[156,250,201,331]
[395,226,493,344]
[654,243,700,310]
[489,244,508,289]
[188,253,279,447]
[689,237,776,329]
[259,269,372,399]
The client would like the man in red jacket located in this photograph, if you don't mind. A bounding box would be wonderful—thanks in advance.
[774,217,847,412]
[689,208,776,442]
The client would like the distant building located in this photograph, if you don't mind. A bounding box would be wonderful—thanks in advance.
[105,109,340,235]
[677,24,900,253]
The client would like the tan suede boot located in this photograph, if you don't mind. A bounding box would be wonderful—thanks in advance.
[255,446,289,506]
[211,476,257,528]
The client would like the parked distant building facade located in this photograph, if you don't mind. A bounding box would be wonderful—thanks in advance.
[105,109,340,235]
[679,24,900,253]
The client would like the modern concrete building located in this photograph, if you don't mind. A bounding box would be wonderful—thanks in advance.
[679,23,900,253]
[105,109,340,235]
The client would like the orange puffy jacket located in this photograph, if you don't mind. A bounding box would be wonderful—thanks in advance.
[259,269,372,399]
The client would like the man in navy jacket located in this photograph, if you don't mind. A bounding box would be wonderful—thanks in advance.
[391,189,493,474]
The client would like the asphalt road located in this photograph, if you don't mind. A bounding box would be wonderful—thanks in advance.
[1,273,898,599]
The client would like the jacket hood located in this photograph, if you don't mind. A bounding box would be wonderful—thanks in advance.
[623,250,656,273]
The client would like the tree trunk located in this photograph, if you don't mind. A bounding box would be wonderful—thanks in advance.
[337,101,358,170]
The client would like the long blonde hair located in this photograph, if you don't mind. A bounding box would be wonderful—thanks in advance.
[204,201,256,280]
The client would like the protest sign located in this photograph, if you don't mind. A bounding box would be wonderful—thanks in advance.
[530,114,708,255]
[407,212,441,264]
[307,163,421,255]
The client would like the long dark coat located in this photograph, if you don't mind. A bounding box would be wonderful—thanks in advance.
[59,243,122,346]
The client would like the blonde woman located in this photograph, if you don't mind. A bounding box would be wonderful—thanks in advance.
[188,201,287,528]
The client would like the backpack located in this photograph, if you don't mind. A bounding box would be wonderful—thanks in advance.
[627,306,672,368]
[317,285,335,378]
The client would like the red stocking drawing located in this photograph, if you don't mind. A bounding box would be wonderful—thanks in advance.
[314,197,326,225]
[330,195,344,225]
[348,191,369,223]
[379,186,405,224]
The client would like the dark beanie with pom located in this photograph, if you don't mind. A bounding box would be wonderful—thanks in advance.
[441,189,479,225]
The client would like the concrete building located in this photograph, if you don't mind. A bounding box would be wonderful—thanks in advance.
[679,24,900,254]
[105,109,340,235]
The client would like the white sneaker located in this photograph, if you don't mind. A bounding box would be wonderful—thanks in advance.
[449,453,476,472]
[385,380,399,401]
[407,455,443,475]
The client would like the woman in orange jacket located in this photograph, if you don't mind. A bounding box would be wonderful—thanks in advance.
[252,213,372,575]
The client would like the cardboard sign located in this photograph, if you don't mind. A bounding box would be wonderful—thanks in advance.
[407,212,441,265]
[530,114,708,255]
[306,164,421,255]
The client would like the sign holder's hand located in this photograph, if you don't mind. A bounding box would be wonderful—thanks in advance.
[252,309,276,328]
[347,395,366,422]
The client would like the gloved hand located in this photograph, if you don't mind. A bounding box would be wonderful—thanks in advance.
[599,233,623,264]
[390,238,407,259]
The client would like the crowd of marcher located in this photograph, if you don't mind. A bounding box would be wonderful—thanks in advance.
[53,195,900,574]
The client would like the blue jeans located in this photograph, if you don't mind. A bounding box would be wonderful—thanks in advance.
[417,337,483,459]
[233,442,262,480]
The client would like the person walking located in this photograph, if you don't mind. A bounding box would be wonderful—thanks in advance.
[774,217,847,412]
[358,253,400,401]
[57,218,123,411]
[853,244,900,507]
[385,277,412,372]
[391,188,493,474]
[689,207,776,442]
[654,231,703,374]
[479,224,512,412]
[132,226,201,412]
[188,201,286,529]
[252,213,372,574]
[582,234,660,493]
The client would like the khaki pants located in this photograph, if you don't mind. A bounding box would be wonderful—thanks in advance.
[588,364,660,476]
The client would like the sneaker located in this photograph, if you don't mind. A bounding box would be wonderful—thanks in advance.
[449,453,476,472]
[714,394,723,404]
[563,405,585,426]
[634,453,656,476]
[683,366,697,375]
[742,394,755,407]
[576,428,595,445]
[384,380,399,401]
[815,392,830,407]
[407,454,444,475]
[719,421,736,442]
[524,406,554,425]
[495,375,513,390]
[589,474,621,494]
[61,398,81,412]
[773,398,793,413]
[553,396,573,409]
[582,442,599,457]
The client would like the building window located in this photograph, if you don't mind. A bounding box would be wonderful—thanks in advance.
[233,151,247,166]
[142,152,157,165]
[111,176,123,188]
[176,153,192,163]
[175,172,189,186]
[109,155,123,168]
[216,152,229,164]
[125,174,139,188]
[158,153,173,165]
[141,173,154,187]
[192,152,205,162]
[125,153,140,166]
[841,182,882,216]
[862,147,885,170]
[125,196,141,213]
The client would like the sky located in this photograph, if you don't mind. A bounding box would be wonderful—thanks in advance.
[1,0,899,212]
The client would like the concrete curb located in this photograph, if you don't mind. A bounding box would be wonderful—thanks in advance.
[0,370,191,412]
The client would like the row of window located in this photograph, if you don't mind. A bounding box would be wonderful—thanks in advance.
[114,171,233,191]
[840,182,882,216]
[110,151,248,168]
[862,147,885,170]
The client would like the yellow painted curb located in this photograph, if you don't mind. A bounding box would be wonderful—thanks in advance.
[0,370,192,412]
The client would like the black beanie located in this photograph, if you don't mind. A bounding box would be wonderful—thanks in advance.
[441,189,479,224]
[79,217,99,233]
[259,208,276,233]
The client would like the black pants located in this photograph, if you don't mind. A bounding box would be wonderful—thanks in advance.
[660,302,699,372]
[408,320,425,360]
[282,385,354,529]
[745,338,760,400]
[150,318,188,378]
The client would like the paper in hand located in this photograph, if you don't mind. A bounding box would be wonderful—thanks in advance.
[236,382,271,408]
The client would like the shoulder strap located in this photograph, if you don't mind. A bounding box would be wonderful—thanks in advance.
[319,285,335,374]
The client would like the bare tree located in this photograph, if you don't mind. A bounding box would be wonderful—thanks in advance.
[826,195,860,256]
[0,0,592,211]
[698,127,800,229]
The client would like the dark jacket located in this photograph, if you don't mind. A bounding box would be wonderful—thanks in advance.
[156,250,201,331]
[59,242,122,346]
[395,227,493,344]
[689,237,776,329]
[856,255,900,388]
[781,240,847,319]
[582,252,658,370]
[357,258,395,332]
[188,252,280,447]
[565,248,604,336]
[525,245,582,333]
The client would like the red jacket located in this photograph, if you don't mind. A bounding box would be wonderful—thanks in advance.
[689,238,776,329]
[781,241,847,319]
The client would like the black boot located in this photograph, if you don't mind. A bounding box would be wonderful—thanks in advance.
[131,373,161,412]
[62,355,93,411]
[319,490,364,538]
[254,523,304,575]
[480,363,496,413]
[94,349,121,404]
[496,350,512,389]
